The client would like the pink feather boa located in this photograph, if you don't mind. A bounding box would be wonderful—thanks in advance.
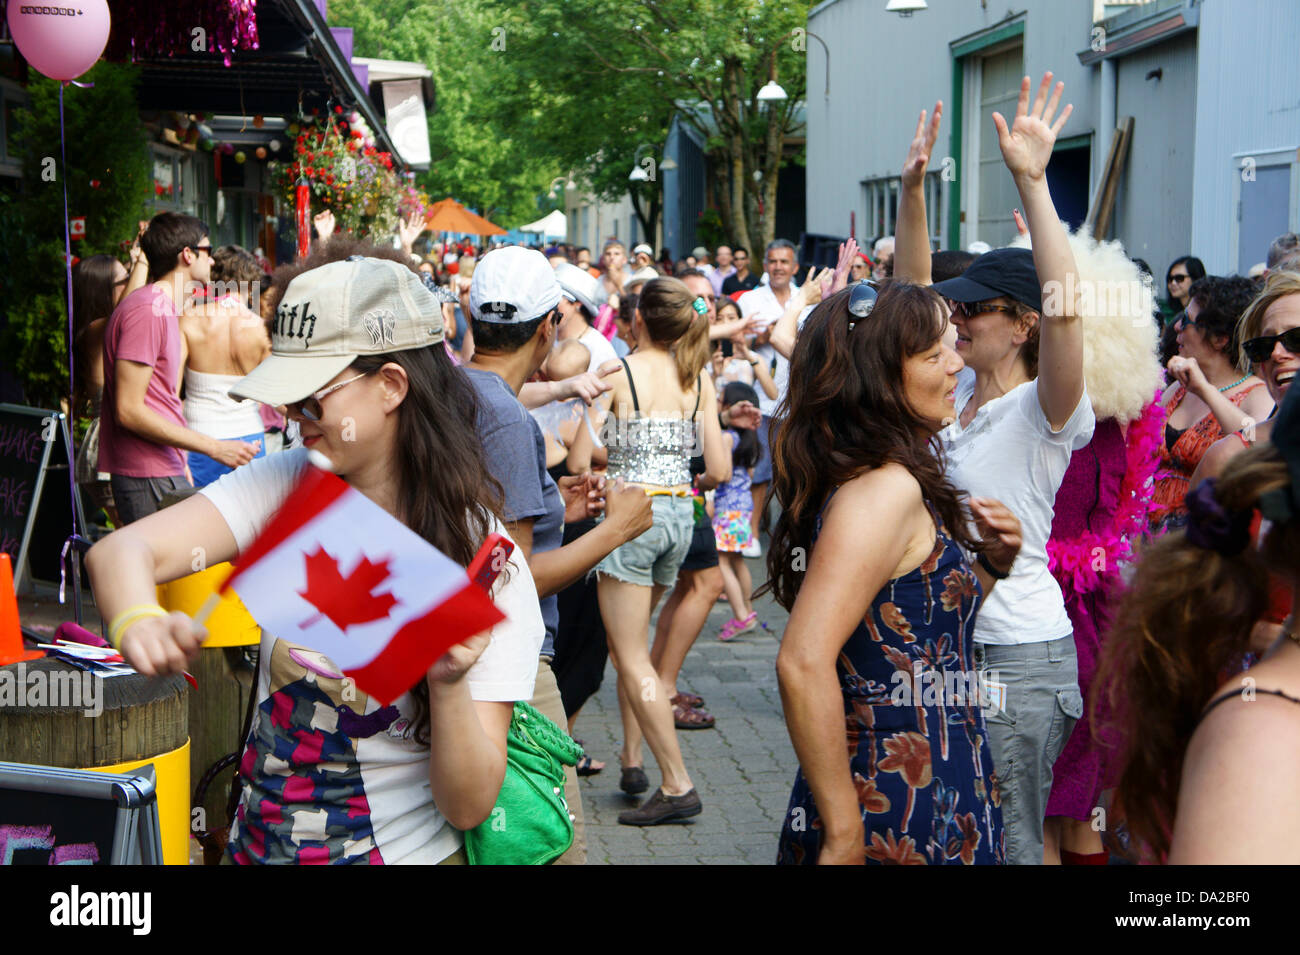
[1046,394,1167,603]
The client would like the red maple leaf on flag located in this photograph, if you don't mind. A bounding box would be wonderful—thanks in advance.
[298,547,399,631]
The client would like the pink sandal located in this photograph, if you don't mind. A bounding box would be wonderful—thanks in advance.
[719,612,758,641]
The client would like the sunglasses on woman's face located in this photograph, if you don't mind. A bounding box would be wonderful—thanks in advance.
[1242,327,1300,363]
[285,372,369,422]
[951,300,1017,320]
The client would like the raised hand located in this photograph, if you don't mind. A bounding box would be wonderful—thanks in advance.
[722,399,761,431]
[313,209,336,243]
[901,102,943,190]
[993,73,1072,183]
[398,212,427,252]
[830,238,859,295]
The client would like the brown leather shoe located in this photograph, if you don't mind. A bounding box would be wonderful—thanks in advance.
[617,788,702,826]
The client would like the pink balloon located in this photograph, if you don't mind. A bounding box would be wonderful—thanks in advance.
[7,0,111,82]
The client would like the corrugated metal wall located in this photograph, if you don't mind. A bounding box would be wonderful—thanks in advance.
[1112,31,1198,276]
[1191,0,1300,272]
[806,0,1097,248]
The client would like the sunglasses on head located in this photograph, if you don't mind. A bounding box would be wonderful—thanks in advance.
[1242,327,1300,363]
[847,281,878,324]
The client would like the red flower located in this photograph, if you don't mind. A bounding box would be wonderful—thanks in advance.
[334,105,343,114]
[351,130,363,139]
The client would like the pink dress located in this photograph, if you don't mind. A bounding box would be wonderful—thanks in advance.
[1044,402,1164,820]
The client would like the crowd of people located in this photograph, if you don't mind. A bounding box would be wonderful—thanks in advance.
[69,69,1299,865]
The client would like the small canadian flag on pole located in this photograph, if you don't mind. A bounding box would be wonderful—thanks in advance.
[215,457,507,705]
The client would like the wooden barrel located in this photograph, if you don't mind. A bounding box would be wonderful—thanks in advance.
[0,658,189,863]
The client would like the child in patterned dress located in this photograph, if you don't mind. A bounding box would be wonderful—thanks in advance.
[713,382,762,640]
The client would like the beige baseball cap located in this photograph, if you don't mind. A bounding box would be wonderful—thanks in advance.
[230,256,444,406]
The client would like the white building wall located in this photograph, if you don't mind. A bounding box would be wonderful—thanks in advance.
[1190,0,1300,273]
[806,0,1097,248]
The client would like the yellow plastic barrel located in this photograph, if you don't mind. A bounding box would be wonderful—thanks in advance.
[85,741,192,865]
[156,562,260,647]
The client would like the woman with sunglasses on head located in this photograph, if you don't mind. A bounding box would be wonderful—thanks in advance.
[86,255,545,864]
[768,277,1022,865]
[1150,275,1271,533]
[893,75,1097,865]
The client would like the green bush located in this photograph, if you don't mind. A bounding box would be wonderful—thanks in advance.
[0,62,151,409]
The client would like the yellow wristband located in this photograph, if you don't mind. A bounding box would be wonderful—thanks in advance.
[108,604,169,651]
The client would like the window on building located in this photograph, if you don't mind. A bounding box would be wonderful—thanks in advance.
[0,79,30,178]
[861,172,943,247]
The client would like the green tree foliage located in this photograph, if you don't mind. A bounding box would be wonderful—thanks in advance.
[0,62,151,409]
[327,0,557,227]
[482,0,810,252]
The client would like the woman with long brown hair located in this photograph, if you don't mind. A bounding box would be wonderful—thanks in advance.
[87,256,544,864]
[768,281,1022,865]
[1097,383,1300,863]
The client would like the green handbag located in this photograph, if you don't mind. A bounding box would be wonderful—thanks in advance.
[463,700,585,865]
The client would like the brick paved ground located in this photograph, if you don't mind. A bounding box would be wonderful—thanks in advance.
[576,552,797,865]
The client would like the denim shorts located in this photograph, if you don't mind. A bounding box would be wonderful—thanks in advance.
[974,635,1082,866]
[595,495,694,587]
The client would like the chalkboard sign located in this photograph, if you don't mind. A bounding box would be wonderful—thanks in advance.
[0,762,162,865]
[0,404,86,591]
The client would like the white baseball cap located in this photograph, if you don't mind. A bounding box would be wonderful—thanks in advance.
[470,246,563,324]
[632,243,653,258]
[623,266,660,291]
[230,256,443,406]
[554,262,603,316]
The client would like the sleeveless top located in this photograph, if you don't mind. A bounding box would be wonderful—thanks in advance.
[603,358,699,487]
[183,367,266,439]
[1198,687,1300,726]
[1151,382,1266,528]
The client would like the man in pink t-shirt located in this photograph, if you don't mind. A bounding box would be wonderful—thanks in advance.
[99,212,260,523]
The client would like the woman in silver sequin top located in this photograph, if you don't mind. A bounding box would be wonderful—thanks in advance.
[593,277,731,825]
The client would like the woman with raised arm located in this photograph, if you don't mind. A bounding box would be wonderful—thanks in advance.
[769,280,1022,865]
[893,75,1095,865]
[86,257,544,864]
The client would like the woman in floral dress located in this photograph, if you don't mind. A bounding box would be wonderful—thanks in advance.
[764,279,1022,865]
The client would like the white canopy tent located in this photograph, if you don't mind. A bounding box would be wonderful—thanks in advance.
[517,209,567,238]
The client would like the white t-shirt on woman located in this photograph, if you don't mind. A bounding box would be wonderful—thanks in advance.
[199,447,543,864]
[940,378,1095,647]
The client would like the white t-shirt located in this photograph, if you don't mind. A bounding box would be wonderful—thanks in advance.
[737,282,805,417]
[940,379,1095,646]
[200,448,543,864]
[578,324,618,374]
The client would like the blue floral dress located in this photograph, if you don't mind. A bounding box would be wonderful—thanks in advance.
[777,498,1005,865]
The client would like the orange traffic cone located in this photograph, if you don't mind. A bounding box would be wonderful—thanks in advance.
[0,552,41,665]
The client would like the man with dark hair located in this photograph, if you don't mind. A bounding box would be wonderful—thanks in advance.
[721,247,759,296]
[466,246,653,864]
[931,249,978,284]
[99,212,260,523]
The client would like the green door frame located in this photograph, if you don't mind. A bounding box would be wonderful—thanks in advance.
[947,18,1026,248]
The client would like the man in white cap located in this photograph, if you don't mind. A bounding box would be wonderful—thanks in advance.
[631,243,655,272]
[553,262,617,374]
[465,246,654,864]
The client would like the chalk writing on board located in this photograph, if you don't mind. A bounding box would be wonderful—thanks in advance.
[0,823,99,865]
[0,477,31,519]
[0,423,45,465]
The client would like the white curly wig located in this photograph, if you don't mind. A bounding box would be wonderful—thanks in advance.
[1010,228,1162,424]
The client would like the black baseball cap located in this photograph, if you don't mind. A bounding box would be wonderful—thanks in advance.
[932,247,1042,313]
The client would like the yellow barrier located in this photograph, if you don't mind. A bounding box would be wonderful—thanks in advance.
[157,562,260,647]
[86,739,191,865]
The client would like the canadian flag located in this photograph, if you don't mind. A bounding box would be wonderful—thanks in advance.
[221,462,506,705]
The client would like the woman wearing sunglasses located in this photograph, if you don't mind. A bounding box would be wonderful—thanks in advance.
[892,75,1098,865]
[1190,270,1299,483]
[86,255,545,864]
[1150,275,1272,532]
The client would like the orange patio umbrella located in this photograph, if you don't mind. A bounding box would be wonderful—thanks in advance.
[425,198,507,237]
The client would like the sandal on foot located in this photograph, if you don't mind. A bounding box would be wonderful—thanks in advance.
[719,612,758,641]
[673,702,716,730]
[575,753,605,776]
[672,691,706,708]
[620,765,649,796]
